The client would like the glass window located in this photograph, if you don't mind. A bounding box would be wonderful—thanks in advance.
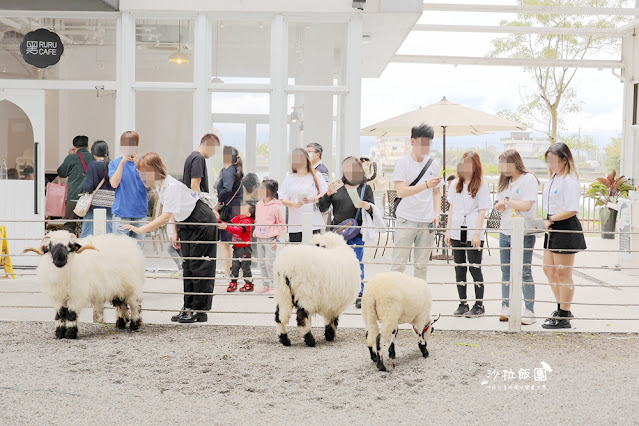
[288,22,346,87]
[135,19,194,83]
[0,17,116,80]
[286,93,341,181]
[211,92,270,179]
[211,20,271,85]
[136,91,194,177]
[45,89,116,174]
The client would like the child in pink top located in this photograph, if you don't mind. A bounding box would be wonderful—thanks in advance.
[253,179,287,295]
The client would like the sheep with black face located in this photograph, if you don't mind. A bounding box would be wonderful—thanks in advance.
[23,230,145,339]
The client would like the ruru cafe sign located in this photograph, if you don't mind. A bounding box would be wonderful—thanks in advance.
[20,28,64,68]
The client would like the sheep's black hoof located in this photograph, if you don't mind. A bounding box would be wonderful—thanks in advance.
[419,343,429,358]
[55,326,66,339]
[376,358,387,372]
[389,342,396,359]
[304,331,316,347]
[279,333,291,347]
[129,319,141,331]
[368,347,376,362]
[115,317,127,330]
[64,327,78,340]
[324,325,335,342]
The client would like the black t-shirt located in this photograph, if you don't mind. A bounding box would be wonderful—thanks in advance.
[182,151,208,193]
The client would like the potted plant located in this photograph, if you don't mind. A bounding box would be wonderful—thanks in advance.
[585,170,634,239]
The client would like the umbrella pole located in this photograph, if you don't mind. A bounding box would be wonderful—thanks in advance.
[442,125,447,195]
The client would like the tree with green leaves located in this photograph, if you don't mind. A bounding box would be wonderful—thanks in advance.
[491,0,630,143]
[563,132,598,167]
[604,135,621,172]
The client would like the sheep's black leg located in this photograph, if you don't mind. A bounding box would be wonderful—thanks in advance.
[296,307,315,347]
[112,297,128,330]
[324,316,338,342]
[418,332,429,358]
[128,299,142,331]
[389,328,398,359]
[54,306,68,339]
[375,334,386,372]
[275,303,292,346]
[64,310,78,339]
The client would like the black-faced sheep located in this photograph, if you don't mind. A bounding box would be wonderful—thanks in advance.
[23,231,145,339]
[362,271,440,371]
[273,232,360,347]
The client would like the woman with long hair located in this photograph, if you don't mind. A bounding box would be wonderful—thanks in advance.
[445,151,492,317]
[280,148,328,243]
[319,156,376,308]
[216,146,244,279]
[124,152,217,324]
[81,140,115,237]
[541,143,586,329]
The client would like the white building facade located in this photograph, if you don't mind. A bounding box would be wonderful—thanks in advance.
[0,0,421,260]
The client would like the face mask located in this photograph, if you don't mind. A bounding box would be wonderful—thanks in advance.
[307,152,314,161]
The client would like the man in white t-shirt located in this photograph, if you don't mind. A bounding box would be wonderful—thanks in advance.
[391,123,444,280]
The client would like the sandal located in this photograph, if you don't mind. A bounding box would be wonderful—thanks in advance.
[239,283,254,292]
[227,282,238,292]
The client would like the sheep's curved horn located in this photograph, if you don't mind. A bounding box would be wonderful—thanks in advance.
[75,244,99,254]
[431,313,441,324]
[22,246,45,256]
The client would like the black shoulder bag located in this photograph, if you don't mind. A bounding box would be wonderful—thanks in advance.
[393,158,434,216]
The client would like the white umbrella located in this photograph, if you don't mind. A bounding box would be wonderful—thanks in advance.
[361,96,527,177]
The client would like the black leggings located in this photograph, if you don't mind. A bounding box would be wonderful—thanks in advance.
[288,229,321,243]
[450,239,484,304]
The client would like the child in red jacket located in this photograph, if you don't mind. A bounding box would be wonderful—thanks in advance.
[219,202,256,292]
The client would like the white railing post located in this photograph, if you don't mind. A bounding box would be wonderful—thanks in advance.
[301,212,313,244]
[94,208,107,236]
[508,217,524,332]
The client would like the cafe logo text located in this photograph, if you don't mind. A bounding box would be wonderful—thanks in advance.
[20,28,65,69]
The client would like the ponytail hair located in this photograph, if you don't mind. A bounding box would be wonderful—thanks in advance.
[223,145,244,181]
[91,140,110,185]
[262,179,279,199]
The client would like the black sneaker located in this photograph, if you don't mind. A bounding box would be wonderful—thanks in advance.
[454,303,469,316]
[542,318,571,329]
[465,304,485,318]
[171,307,187,322]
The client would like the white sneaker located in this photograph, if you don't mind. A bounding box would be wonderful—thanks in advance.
[499,306,509,322]
[521,309,536,325]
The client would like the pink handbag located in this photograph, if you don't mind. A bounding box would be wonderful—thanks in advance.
[45,177,68,217]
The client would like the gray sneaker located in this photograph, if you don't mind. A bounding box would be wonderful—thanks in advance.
[454,303,469,316]
[465,304,485,318]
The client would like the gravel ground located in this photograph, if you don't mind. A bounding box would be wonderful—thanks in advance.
[0,322,638,425]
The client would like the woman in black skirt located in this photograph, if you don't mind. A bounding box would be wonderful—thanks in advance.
[541,143,586,329]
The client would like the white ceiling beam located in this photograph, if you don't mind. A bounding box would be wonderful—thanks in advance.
[392,54,624,69]
[423,3,639,16]
[413,24,622,37]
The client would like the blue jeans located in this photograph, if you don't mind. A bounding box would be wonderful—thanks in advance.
[112,215,146,248]
[347,234,365,295]
[80,208,113,238]
[499,232,536,311]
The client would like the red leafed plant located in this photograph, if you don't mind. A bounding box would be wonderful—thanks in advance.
[586,170,634,222]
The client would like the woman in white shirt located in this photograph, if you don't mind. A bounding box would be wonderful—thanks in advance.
[124,152,217,324]
[280,148,328,243]
[494,149,540,325]
[445,151,492,318]
[541,143,586,330]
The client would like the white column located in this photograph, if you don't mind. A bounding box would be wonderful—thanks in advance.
[194,13,213,149]
[115,12,136,157]
[338,14,363,177]
[269,15,288,183]
[246,120,257,173]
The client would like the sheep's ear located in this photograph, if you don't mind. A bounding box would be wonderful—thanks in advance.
[22,246,46,256]
[74,243,99,254]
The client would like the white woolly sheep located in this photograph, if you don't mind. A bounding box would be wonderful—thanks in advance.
[23,230,145,339]
[362,271,440,371]
[273,232,361,347]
